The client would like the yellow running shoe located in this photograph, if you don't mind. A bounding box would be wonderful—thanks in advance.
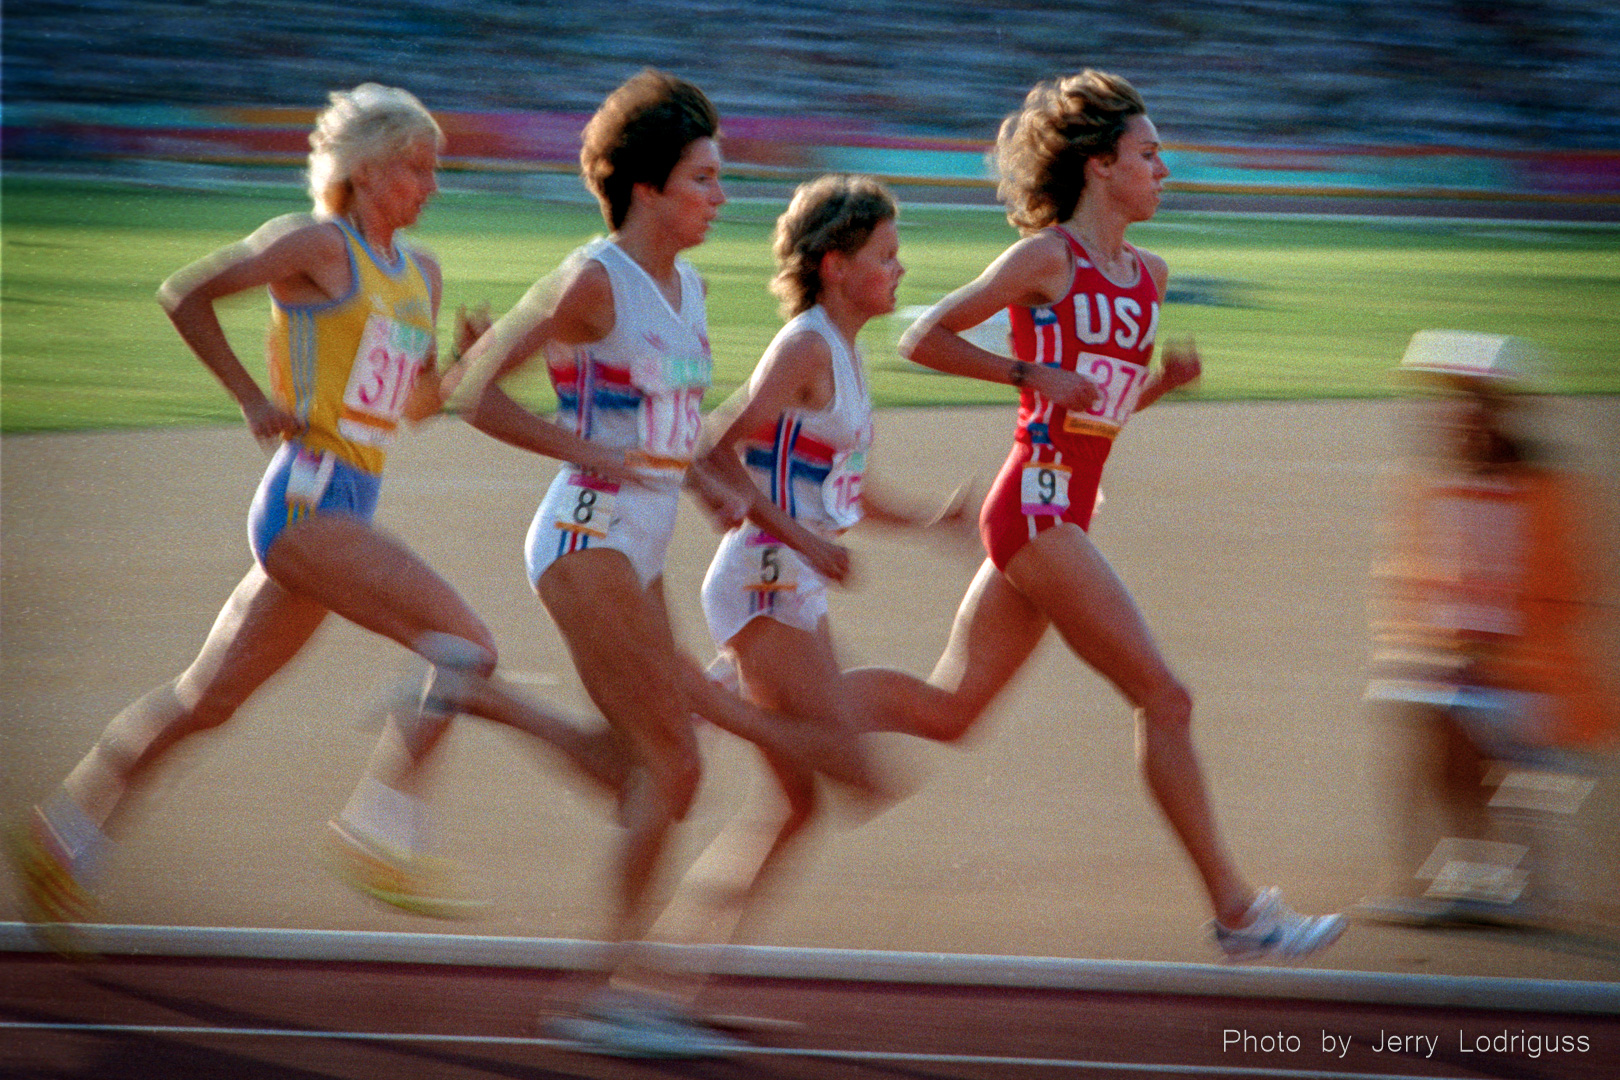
[319,819,488,921]
[6,809,99,957]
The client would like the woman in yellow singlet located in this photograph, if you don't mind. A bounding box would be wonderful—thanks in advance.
[13,85,625,936]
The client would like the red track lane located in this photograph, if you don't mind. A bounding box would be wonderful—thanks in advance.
[4,951,1616,1080]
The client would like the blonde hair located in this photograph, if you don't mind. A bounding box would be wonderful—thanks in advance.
[995,69,1145,235]
[307,83,443,217]
[770,174,896,318]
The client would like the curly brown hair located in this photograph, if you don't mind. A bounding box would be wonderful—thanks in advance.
[994,70,1146,235]
[580,69,719,230]
[770,174,896,318]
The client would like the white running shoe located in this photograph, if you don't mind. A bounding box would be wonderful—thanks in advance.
[7,807,100,956]
[549,992,748,1059]
[1210,888,1347,962]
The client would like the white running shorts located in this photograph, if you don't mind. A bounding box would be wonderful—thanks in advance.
[700,524,830,647]
[525,466,680,590]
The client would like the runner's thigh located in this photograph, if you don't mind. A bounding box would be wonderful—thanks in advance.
[1003,524,1176,707]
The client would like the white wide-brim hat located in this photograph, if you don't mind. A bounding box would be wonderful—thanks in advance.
[1398,330,1533,385]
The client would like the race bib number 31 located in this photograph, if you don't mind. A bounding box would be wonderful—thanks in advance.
[341,314,433,446]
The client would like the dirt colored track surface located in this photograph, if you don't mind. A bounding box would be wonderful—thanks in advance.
[5,399,1620,987]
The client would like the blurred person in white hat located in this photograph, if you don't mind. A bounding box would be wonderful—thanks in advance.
[1359,331,1616,929]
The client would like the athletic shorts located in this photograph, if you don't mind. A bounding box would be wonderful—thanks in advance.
[979,440,1102,572]
[248,441,382,567]
[525,466,681,590]
[700,524,830,646]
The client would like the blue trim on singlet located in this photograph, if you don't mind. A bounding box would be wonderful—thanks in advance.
[269,225,361,422]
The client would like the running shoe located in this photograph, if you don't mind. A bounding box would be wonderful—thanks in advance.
[7,808,98,956]
[366,657,450,754]
[549,992,748,1059]
[319,819,487,920]
[1210,888,1347,962]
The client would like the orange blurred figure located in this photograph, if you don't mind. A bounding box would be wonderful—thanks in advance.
[1361,332,1616,928]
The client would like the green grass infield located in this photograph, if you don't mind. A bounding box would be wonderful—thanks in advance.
[3,177,1616,433]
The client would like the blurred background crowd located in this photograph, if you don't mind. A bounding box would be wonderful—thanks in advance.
[5,0,1619,150]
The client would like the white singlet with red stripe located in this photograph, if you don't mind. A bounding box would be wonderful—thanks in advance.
[525,236,714,588]
[701,304,873,644]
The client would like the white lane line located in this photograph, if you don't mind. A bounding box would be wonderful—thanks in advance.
[0,1020,1469,1078]
[6,923,1616,1015]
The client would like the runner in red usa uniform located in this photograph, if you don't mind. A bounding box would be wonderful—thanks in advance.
[850,68,1348,963]
[981,228,1159,569]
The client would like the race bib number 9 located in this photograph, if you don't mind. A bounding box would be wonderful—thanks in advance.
[1062,353,1148,439]
[823,449,867,529]
[341,314,433,446]
[550,475,619,539]
[1020,461,1071,516]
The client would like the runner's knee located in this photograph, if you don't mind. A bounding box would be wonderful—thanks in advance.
[170,673,254,733]
[778,773,818,836]
[96,681,226,775]
[414,631,496,677]
[1135,677,1193,733]
[927,696,984,743]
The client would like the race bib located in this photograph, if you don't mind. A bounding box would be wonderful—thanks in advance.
[823,448,867,529]
[636,386,705,464]
[1062,353,1149,439]
[1020,461,1071,516]
[340,313,433,446]
[743,528,797,594]
[285,447,335,508]
[550,475,619,539]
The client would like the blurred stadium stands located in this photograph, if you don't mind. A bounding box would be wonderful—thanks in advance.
[4,0,1619,151]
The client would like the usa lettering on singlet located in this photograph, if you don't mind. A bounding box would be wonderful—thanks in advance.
[1059,287,1160,439]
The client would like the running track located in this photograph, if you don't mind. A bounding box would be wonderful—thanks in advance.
[4,925,1617,1079]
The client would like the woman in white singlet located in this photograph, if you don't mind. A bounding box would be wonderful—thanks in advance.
[436,72,886,1048]
[645,176,974,996]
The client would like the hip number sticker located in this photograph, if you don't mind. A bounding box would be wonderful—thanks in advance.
[744,530,797,593]
[552,478,619,539]
[1020,461,1071,516]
